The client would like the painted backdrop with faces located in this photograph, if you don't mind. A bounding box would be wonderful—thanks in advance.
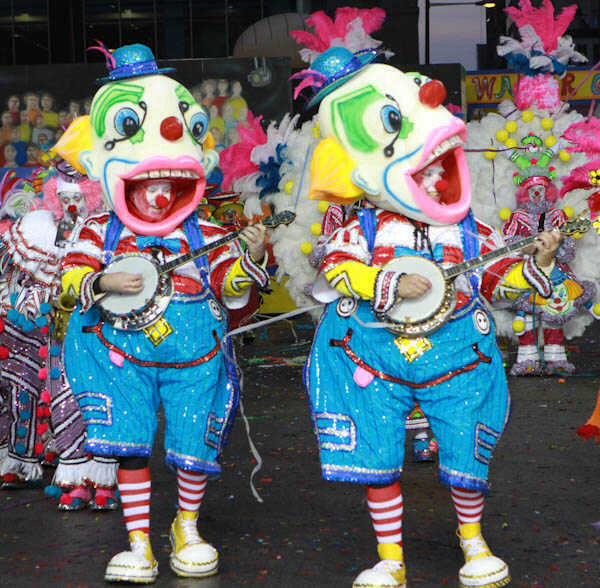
[80,74,218,237]
[315,64,471,226]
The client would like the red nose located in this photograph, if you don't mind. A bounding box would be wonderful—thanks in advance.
[155,195,170,209]
[67,204,78,215]
[160,117,184,141]
[419,80,447,108]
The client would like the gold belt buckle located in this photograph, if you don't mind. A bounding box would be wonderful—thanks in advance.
[143,317,174,347]
[394,336,433,363]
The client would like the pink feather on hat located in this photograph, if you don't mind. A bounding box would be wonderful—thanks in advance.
[220,112,267,191]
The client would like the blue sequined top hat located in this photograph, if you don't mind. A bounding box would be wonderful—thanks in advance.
[97,43,175,85]
[306,46,381,109]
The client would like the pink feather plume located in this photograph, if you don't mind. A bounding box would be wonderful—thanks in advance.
[563,119,600,156]
[292,7,386,53]
[220,112,267,191]
[505,0,578,53]
[560,159,600,196]
[86,39,116,70]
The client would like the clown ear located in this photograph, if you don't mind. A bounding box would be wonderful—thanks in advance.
[52,116,94,176]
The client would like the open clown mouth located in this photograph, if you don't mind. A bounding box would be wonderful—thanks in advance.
[125,170,200,222]
[116,157,206,237]
[410,135,463,205]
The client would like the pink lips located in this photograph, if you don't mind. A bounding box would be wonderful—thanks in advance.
[407,119,471,225]
[115,156,206,237]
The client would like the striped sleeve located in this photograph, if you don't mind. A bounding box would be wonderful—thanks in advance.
[62,214,108,273]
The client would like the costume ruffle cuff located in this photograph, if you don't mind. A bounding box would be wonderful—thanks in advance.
[373,269,403,314]
[79,271,101,313]
[523,256,553,299]
[240,250,270,290]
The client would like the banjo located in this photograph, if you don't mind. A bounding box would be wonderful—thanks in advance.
[97,211,295,331]
[378,215,591,338]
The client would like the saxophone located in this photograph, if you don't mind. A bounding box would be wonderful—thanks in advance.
[53,291,77,342]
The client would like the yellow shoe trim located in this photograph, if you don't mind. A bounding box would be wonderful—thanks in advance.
[459,523,481,540]
[128,530,156,563]
[377,543,403,563]
[179,509,199,522]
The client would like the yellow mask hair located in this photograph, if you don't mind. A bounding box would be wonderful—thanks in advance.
[53,115,93,175]
[309,137,364,204]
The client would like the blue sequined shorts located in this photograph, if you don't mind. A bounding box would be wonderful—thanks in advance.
[305,299,510,493]
[64,297,239,475]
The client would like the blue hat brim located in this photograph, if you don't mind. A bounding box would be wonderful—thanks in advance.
[97,67,176,85]
[306,50,380,109]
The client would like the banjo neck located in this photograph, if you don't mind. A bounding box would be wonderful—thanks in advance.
[157,210,296,276]
[159,231,239,275]
[443,233,539,280]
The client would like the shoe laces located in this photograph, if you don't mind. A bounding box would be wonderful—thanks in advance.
[130,535,152,560]
[372,559,404,574]
[180,517,203,546]
[460,534,491,561]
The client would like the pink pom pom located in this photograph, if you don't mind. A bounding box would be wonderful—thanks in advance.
[39,346,49,360]
[40,390,51,405]
[38,368,49,381]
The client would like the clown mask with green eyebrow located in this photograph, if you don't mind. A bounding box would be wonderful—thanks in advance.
[310,64,471,226]
[59,74,218,237]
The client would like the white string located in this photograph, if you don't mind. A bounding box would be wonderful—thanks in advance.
[220,303,322,503]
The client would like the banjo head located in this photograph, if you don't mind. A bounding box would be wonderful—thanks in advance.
[101,255,160,316]
[379,256,457,337]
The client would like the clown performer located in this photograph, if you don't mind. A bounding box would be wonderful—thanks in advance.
[288,8,564,588]
[36,170,121,511]
[54,44,269,583]
[0,173,42,477]
[467,0,598,376]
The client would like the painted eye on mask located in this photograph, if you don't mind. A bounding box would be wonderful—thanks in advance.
[114,107,141,138]
[381,105,403,134]
[189,111,209,143]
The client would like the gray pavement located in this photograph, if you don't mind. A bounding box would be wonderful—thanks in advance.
[1,322,600,587]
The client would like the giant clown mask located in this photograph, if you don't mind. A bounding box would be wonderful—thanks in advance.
[297,45,471,226]
[54,44,218,237]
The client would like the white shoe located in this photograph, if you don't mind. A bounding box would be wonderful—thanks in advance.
[169,510,219,578]
[105,531,158,584]
[352,560,406,588]
[459,531,510,588]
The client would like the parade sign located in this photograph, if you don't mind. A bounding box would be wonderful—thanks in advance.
[467,68,600,106]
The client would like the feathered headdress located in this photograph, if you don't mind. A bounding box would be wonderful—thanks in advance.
[498,0,585,77]
[221,112,299,202]
[291,8,390,108]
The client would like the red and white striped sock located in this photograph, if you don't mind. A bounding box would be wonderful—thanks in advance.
[177,469,208,513]
[450,486,485,526]
[367,482,404,546]
[118,467,151,535]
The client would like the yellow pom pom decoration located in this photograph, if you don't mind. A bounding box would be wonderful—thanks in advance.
[505,121,518,134]
[593,303,600,318]
[301,242,314,255]
[559,150,571,162]
[563,206,574,219]
[310,223,323,236]
[521,110,534,123]
[284,181,294,195]
[496,129,509,143]
[317,201,330,214]
[484,150,497,161]
[499,207,512,222]
[505,138,518,149]
[541,118,554,131]
[573,232,584,240]
[545,135,557,148]
[513,319,526,334]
